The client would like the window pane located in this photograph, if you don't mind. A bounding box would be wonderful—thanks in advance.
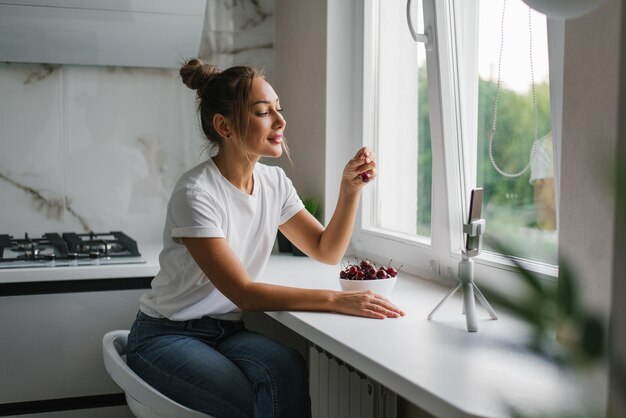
[474,0,557,264]
[370,0,432,239]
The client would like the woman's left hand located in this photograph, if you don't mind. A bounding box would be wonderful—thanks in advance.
[341,147,376,194]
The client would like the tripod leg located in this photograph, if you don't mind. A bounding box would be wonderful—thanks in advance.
[472,284,498,320]
[462,282,478,332]
[427,283,462,320]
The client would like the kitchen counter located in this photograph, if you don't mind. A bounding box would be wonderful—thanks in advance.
[0,249,584,417]
[0,243,161,284]
[260,254,584,418]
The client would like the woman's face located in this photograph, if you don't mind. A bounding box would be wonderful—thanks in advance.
[241,77,286,160]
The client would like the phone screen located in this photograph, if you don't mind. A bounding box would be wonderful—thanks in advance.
[465,188,484,256]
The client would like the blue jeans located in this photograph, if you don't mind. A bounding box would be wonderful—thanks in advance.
[127,311,311,418]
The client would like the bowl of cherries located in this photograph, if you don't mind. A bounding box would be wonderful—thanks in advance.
[338,258,401,298]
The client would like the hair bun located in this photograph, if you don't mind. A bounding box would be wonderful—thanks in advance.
[180,58,221,92]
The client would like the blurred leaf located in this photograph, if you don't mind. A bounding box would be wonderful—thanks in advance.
[485,237,546,297]
[580,314,605,362]
[480,237,610,375]
[557,260,580,320]
[479,285,544,326]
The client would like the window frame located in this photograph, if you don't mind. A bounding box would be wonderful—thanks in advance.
[353,0,467,282]
[325,0,559,292]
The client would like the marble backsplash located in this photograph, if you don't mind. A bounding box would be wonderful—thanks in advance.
[0,0,274,245]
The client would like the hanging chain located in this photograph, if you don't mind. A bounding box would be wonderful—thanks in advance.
[488,1,539,178]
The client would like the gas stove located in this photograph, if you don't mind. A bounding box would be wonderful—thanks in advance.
[0,231,145,269]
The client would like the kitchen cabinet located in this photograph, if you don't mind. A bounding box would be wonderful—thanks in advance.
[0,275,154,416]
[6,405,134,418]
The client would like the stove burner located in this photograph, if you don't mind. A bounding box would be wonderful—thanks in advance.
[0,231,144,269]
[75,241,124,255]
[63,232,140,257]
[4,233,68,262]
[15,240,37,252]
[17,249,40,259]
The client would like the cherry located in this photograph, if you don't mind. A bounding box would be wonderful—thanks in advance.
[360,173,371,182]
[339,258,400,281]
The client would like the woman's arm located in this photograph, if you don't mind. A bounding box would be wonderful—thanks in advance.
[279,147,376,264]
[183,236,403,319]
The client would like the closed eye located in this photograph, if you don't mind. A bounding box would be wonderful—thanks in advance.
[256,108,284,117]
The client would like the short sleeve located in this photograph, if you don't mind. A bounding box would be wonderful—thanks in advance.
[529,135,554,184]
[169,188,225,239]
[278,169,305,225]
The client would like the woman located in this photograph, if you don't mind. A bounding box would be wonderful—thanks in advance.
[127,59,405,418]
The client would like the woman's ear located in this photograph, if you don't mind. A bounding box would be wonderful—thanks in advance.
[213,114,232,140]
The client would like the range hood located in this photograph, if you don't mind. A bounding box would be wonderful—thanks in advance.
[0,0,207,68]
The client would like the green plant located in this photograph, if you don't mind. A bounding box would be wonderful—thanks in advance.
[290,197,322,257]
[467,133,626,417]
[481,239,605,367]
[302,197,322,221]
[479,237,625,418]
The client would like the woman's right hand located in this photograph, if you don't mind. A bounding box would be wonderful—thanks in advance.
[341,147,377,195]
[331,290,405,319]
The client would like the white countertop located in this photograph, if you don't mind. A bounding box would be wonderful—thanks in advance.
[0,247,584,417]
[261,254,583,418]
[0,243,161,283]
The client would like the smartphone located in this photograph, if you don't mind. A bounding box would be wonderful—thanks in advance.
[465,188,484,256]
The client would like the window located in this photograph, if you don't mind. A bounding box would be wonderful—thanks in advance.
[362,0,432,241]
[472,1,556,266]
[354,0,558,283]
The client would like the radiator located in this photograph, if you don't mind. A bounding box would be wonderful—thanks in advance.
[309,345,397,418]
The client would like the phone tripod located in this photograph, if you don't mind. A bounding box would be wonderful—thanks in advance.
[427,218,497,332]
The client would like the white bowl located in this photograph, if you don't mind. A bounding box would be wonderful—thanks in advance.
[338,277,397,298]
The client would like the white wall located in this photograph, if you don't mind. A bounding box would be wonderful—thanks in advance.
[559,0,625,412]
[560,0,620,325]
[273,0,327,213]
[273,0,367,227]
[610,1,626,414]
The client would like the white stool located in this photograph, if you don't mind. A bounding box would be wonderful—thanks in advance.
[102,330,213,418]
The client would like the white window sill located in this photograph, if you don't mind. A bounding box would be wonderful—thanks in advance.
[263,253,582,418]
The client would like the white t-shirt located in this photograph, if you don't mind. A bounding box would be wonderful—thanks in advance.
[139,158,304,321]
[529,133,554,183]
